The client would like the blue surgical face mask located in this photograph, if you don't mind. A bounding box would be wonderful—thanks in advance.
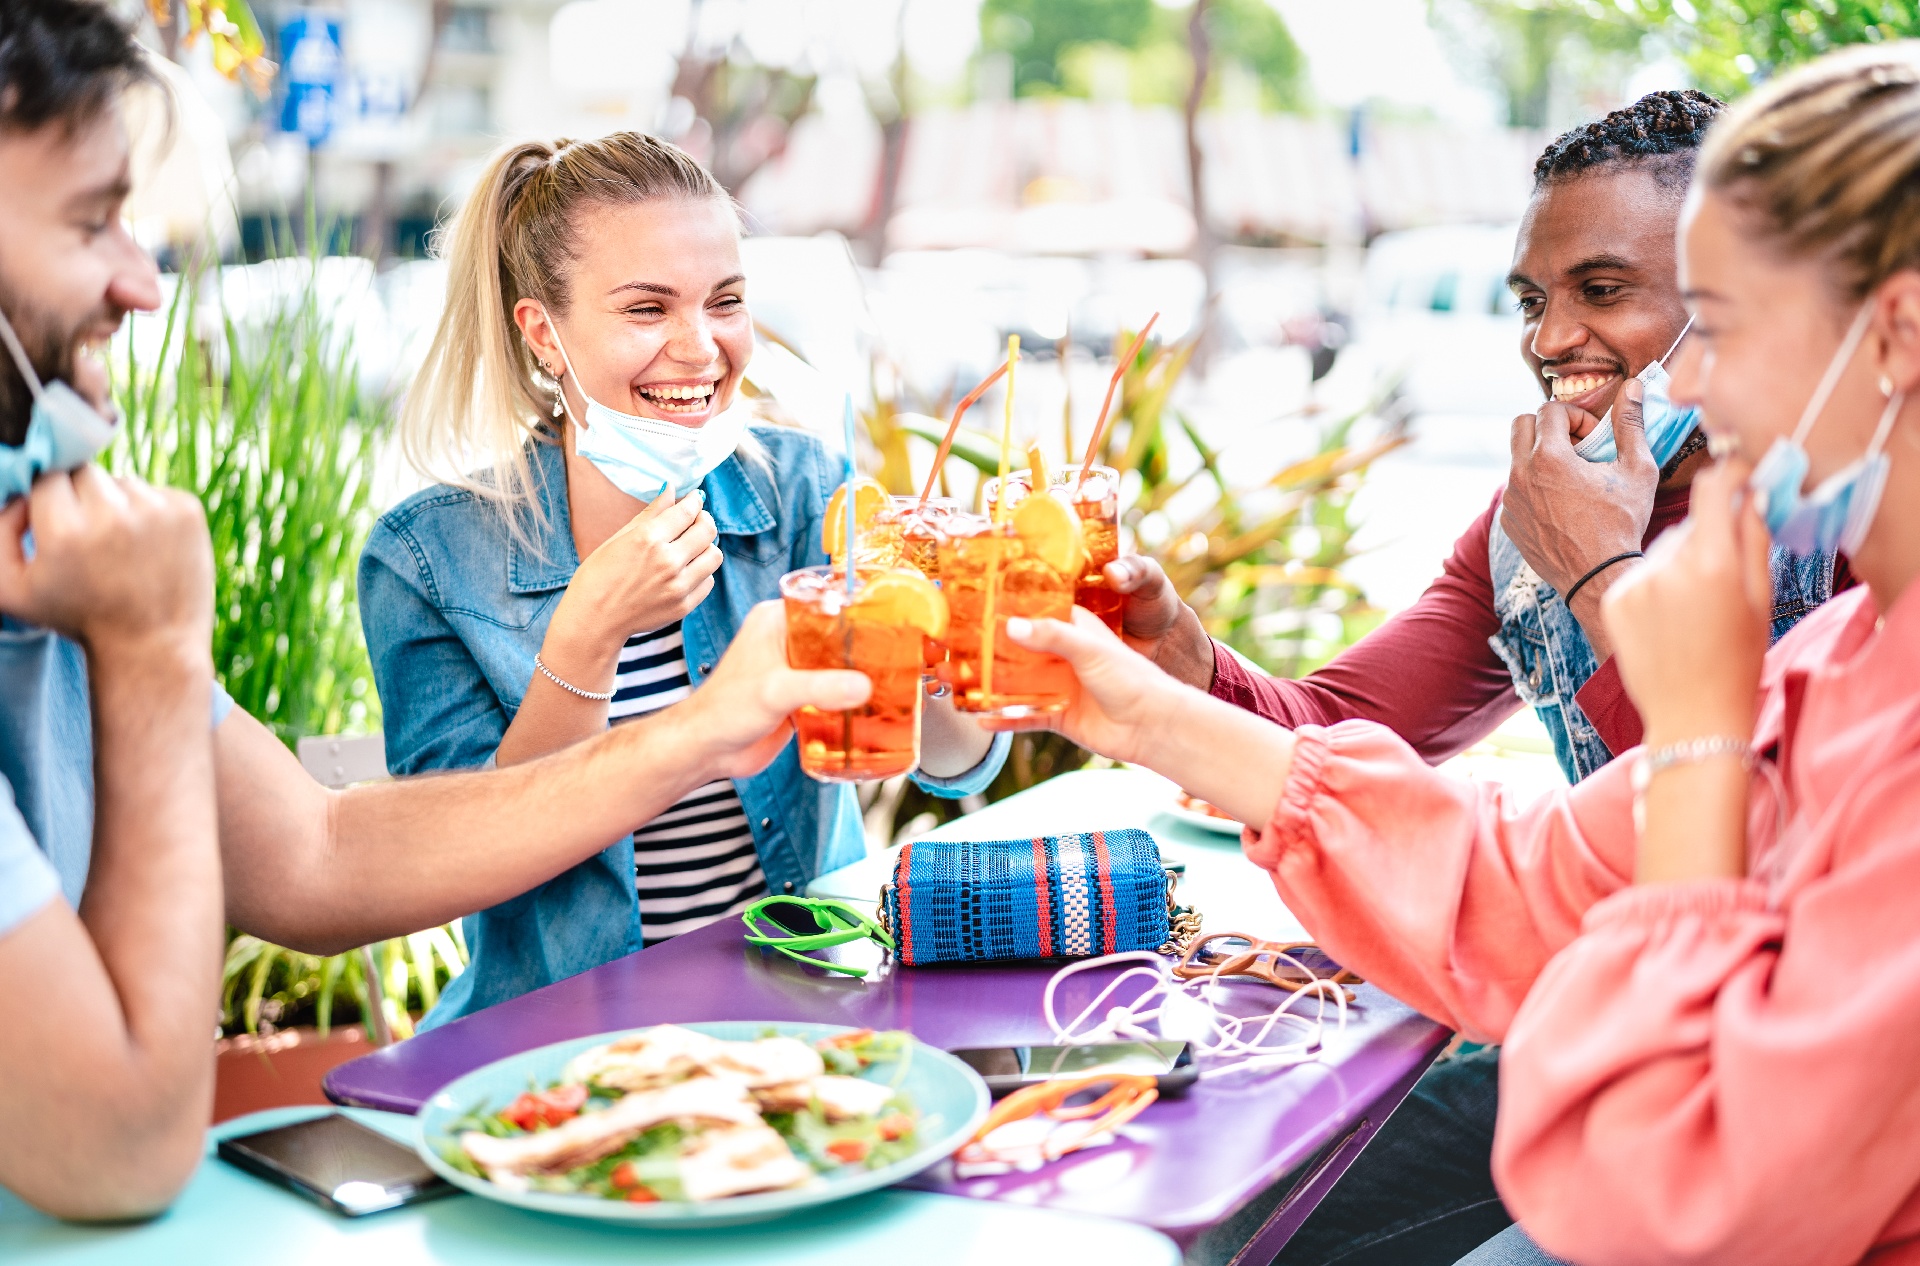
[0,305,115,502]
[1749,302,1900,557]
[544,315,746,503]
[1573,317,1699,467]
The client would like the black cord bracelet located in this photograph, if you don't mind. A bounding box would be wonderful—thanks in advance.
[1563,550,1644,608]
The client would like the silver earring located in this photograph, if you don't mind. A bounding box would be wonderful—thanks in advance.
[1881,374,1896,397]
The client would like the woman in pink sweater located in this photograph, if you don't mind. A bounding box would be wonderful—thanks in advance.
[1009,44,1920,1266]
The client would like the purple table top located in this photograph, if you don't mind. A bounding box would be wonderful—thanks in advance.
[326,918,1446,1247]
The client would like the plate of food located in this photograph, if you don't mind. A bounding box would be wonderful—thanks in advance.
[1164,790,1247,835]
[417,1021,990,1227]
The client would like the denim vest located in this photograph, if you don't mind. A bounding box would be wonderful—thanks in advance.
[1488,515,1836,784]
[358,427,1007,1028]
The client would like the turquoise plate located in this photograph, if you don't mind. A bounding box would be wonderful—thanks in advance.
[414,1021,990,1228]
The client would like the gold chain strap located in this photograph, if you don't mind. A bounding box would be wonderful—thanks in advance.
[1160,866,1203,956]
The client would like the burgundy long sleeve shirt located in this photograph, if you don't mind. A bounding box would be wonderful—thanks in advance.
[1208,484,1851,765]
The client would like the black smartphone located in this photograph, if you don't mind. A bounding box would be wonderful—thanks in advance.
[218,1112,457,1216]
[948,1040,1198,1096]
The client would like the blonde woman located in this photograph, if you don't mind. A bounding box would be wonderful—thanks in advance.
[1011,44,1920,1266]
[359,133,1004,1027]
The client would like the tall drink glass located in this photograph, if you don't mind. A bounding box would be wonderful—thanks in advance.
[938,511,1076,728]
[984,464,1123,631]
[885,496,960,580]
[870,497,961,682]
[781,566,940,782]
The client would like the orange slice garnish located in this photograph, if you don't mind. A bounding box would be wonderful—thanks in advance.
[1026,442,1050,495]
[822,475,891,561]
[858,568,949,640]
[1012,487,1085,578]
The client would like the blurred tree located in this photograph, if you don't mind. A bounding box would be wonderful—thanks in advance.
[1197,0,1307,112]
[1629,0,1920,99]
[982,0,1303,110]
[1429,0,1645,126]
[666,54,817,197]
[981,0,1157,96]
[859,5,913,264]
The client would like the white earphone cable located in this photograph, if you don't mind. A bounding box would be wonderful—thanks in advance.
[1041,949,1350,1079]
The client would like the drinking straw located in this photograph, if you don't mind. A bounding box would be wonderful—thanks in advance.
[1057,323,1074,465]
[995,335,1018,526]
[917,359,1013,506]
[1076,312,1159,491]
[839,395,859,768]
[981,334,1018,704]
[842,394,859,599]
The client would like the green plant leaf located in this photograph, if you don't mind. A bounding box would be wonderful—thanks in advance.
[893,414,1007,476]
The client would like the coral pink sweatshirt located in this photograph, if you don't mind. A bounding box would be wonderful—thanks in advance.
[1248,581,1920,1266]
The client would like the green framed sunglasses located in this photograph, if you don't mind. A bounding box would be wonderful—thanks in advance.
[741,896,896,978]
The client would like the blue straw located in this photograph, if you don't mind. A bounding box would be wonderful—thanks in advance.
[842,394,859,597]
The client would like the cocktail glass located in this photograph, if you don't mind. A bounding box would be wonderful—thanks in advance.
[781,565,946,782]
[937,509,1078,728]
[984,464,1123,632]
[878,496,961,580]
[868,497,961,685]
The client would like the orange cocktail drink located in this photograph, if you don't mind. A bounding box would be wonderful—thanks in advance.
[884,496,960,580]
[826,483,962,682]
[938,503,1080,727]
[985,464,1123,632]
[781,565,948,782]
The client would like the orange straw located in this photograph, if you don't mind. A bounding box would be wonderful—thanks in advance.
[918,359,1013,506]
[1076,313,1159,490]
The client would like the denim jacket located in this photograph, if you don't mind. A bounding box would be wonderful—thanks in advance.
[1488,516,1836,783]
[358,426,1007,1027]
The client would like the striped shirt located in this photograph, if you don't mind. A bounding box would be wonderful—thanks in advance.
[607,621,766,943]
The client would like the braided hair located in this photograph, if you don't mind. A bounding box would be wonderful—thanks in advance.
[1533,89,1726,190]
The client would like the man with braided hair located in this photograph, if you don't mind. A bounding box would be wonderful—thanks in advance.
[1111,91,1849,1265]
[1122,88,1844,785]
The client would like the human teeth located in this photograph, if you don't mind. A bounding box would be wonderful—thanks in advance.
[642,383,715,402]
[1550,373,1612,401]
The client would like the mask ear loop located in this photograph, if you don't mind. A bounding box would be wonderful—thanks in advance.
[536,305,588,429]
[1786,302,1877,450]
[1862,383,1905,464]
[1656,314,1696,367]
[1829,384,1906,558]
[0,306,47,400]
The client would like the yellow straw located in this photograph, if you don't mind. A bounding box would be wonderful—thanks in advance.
[995,335,1018,526]
[981,334,1019,705]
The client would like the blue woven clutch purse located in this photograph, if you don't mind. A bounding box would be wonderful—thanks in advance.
[880,829,1175,965]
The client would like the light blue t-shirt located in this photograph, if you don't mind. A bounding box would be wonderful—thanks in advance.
[0,617,233,937]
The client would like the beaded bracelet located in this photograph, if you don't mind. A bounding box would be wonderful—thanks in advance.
[533,653,615,702]
[1630,735,1754,833]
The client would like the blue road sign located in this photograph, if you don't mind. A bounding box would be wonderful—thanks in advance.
[279,12,343,147]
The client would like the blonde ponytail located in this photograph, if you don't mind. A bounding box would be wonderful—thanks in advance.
[1700,42,1920,301]
[399,132,733,531]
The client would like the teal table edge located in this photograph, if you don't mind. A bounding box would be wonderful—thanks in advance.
[0,1106,1182,1266]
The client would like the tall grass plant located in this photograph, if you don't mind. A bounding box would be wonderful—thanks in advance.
[112,246,465,1035]
[113,259,379,741]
